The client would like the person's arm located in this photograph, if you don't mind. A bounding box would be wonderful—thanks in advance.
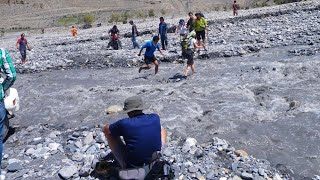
[16,39,20,50]
[134,25,138,36]
[161,127,167,148]
[26,39,31,50]
[103,120,123,137]
[103,124,111,135]
[138,43,147,56]
[205,19,209,36]
[1,49,16,91]
[157,46,164,55]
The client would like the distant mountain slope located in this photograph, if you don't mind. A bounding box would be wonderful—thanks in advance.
[0,0,302,30]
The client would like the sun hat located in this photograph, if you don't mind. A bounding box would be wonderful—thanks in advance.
[123,96,146,113]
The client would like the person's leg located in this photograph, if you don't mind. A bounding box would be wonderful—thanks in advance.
[139,57,152,73]
[184,65,190,76]
[191,64,195,74]
[153,60,159,74]
[202,30,206,50]
[196,31,201,47]
[21,51,26,64]
[161,35,166,50]
[105,134,127,168]
[0,101,6,167]
[133,36,139,49]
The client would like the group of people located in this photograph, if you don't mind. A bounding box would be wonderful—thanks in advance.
[138,12,209,76]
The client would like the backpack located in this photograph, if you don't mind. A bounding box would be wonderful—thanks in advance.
[118,152,174,180]
[180,36,191,52]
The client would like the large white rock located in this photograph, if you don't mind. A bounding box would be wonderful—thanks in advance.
[106,105,123,114]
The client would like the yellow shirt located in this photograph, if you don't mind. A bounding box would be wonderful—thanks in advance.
[193,17,208,32]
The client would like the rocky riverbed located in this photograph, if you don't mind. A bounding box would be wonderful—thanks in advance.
[0,1,320,180]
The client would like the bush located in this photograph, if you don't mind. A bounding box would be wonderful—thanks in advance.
[135,10,146,18]
[160,9,166,15]
[109,13,121,23]
[148,9,155,17]
[83,14,95,25]
[57,17,79,26]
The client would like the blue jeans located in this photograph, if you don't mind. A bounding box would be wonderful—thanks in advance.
[0,101,6,166]
[131,36,139,49]
[160,34,167,50]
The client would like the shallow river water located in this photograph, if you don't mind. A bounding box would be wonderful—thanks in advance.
[13,45,320,178]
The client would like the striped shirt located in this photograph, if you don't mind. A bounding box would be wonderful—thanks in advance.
[0,49,17,101]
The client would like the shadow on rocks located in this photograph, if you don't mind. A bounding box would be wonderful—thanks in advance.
[3,127,16,143]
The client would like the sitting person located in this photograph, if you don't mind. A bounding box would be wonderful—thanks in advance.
[103,96,167,169]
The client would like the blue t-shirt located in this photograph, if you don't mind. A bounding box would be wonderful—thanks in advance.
[109,113,162,166]
[141,41,160,57]
[159,22,167,36]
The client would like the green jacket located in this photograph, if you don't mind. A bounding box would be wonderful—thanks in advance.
[0,49,17,101]
[193,17,208,32]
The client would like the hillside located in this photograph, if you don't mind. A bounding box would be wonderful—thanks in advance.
[0,0,301,30]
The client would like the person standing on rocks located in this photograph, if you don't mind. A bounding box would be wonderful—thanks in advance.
[16,33,31,64]
[0,48,17,167]
[193,13,208,51]
[176,19,188,41]
[181,31,203,76]
[129,20,140,49]
[158,17,168,50]
[71,26,78,38]
[138,36,164,74]
[103,96,167,169]
[186,12,195,32]
[233,0,239,16]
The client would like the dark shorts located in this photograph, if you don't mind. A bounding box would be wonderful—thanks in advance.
[182,49,194,65]
[20,50,26,59]
[196,30,206,40]
[144,55,156,65]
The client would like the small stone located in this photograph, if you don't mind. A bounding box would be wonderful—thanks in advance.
[8,159,20,164]
[235,149,249,157]
[25,148,35,156]
[58,165,78,179]
[219,177,227,180]
[79,165,90,177]
[71,152,84,162]
[198,176,205,180]
[289,100,299,109]
[232,162,239,171]
[95,132,107,144]
[48,143,60,151]
[75,141,82,148]
[163,149,173,157]
[188,166,198,173]
[241,172,254,180]
[194,149,204,158]
[106,105,123,114]
[7,162,23,172]
[231,175,242,180]
[83,132,94,145]
[273,173,282,180]
[258,168,265,176]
